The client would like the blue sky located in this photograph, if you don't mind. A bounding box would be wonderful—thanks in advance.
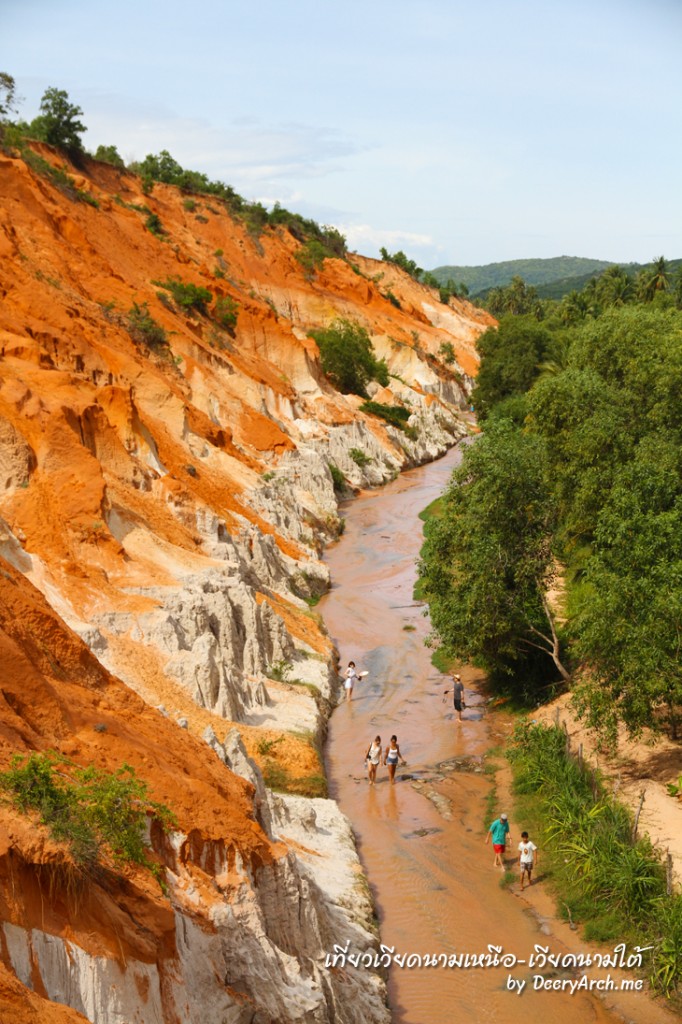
[4,0,681,268]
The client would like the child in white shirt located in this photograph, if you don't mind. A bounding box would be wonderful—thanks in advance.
[518,831,538,890]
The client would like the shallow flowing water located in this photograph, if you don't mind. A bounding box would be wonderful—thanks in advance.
[320,445,667,1024]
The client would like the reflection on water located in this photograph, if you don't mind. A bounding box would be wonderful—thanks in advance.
[321,446,653,1024]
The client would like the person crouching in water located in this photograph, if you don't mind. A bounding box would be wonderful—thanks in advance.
[383,735,405,784]
[366,735,382,785]
[518,831,538,890]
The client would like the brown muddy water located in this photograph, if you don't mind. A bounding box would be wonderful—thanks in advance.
[320,444,673,1024]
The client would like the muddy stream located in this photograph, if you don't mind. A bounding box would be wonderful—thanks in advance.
[320,444,673,1024]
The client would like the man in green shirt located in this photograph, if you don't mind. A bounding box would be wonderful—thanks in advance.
[485,813,511,869]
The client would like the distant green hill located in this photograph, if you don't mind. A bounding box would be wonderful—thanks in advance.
[535,257,682,299]
[430,256,615,295]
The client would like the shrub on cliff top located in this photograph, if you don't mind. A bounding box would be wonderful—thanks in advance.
[309,318,389,397]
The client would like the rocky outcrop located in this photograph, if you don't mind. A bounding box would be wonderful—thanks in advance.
[0,145,490,1021]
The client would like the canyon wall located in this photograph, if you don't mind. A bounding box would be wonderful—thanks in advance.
[0,144,490,1021]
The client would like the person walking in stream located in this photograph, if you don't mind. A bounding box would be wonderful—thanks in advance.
[365,735,382,785]
[485,812,511,869]
[383,735,406,784]
[344,661,358,702]
[443,672,465,722]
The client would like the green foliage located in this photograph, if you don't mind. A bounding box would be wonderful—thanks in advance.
[0,72,18,121]
[440,297,682,738]
[359,401,411,431]
[471,316,555,419]
[430,256,615,297]
[213,295,239,330]
[349,447,372,467]
[380,247,422,280]
[93,144,124,168]
[155,277,212,315]
[310,318,388,396]
[183,198,197,212]
[295,239,330,276]
[438,341,456,364]
[144,212,164,237]
[267,660,292,682]
[508,722,682,996]
[418,420,567,693]
[30,87,86,154]
[0,752,175,875]
[383,289,401,308]
[127,302,169,351]
[328,462,346,491]
[485,275,543,319]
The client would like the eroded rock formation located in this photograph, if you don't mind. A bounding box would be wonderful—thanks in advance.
[0,143,490,1020]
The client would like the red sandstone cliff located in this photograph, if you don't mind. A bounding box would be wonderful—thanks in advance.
[0,142,491,1021]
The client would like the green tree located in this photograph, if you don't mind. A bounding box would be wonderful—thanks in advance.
[309,318,388,396]
[471,315,553,419]
[93,144,124,168]
[0,72,18,120]
[486,275,542,318]
[380,247,422,279]
[418,420,569,689]
[31,87,86,153]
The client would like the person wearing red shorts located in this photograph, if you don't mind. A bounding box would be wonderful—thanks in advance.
[485,813,511,869]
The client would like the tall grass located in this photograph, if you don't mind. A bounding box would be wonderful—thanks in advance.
[508,721,682,998]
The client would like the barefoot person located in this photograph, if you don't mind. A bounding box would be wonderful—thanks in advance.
[443,673,465,722]
[365,735,382,785]
[344,661,359,702]
[485,812,511,869]
[518,831,538,890]
[383,735,405,784]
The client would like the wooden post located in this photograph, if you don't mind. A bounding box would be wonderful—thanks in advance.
[578,743,583,770]
[632,790,645,842]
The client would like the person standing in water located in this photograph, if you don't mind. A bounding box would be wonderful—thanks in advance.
[383,735,405,784]
[443,673,465,722]
[365,735,382,785]
[344,661,359,702]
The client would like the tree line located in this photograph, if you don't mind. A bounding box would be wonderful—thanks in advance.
[418,295,682,743]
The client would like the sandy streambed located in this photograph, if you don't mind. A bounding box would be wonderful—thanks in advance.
[320,444,677,1024]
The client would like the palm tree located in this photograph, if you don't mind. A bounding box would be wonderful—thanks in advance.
[648,255,670,298]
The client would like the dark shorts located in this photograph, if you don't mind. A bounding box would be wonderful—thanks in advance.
[493,843,506,854]
[520,861,533,873]
[453,699,462,711]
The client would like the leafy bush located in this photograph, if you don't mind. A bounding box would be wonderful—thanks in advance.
[309,318,388,396]
[359,400,411,430]
[183,198,197,212]
[328,463,346,491]
[349,448,372,467]
[295,239,330,276]
[213,295,239,329]
[155,277,212,315]
[438,341,456,364]
[127,302,169,351]
[145,212,164,237]
[93,144,124,168]
[380,247,422,280]
[0,752,175,875]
